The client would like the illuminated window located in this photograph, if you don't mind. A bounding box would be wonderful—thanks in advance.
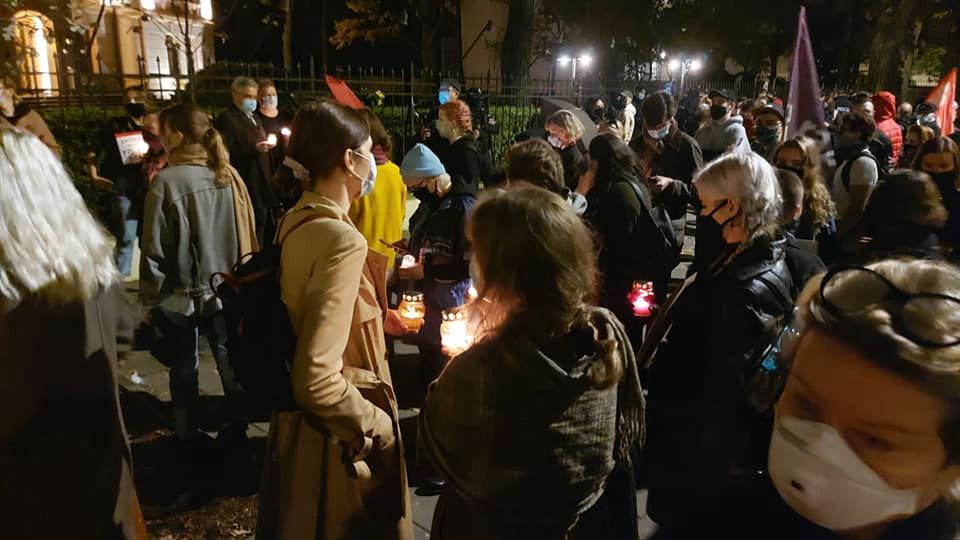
[200,0,213,20]
[141,0,156,10]
[13,11,59,96]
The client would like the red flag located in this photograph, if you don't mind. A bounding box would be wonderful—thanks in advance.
[926,68,956,137]
[786,6,825,136]
[325,75,364,110]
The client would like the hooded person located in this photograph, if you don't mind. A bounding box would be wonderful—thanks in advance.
[695,88,751,162]
[398,144,477,397]
[872,91,903,168]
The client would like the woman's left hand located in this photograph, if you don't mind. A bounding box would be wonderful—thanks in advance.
[398,261,424,281]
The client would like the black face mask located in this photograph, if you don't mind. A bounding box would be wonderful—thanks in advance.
[126,102,147,118]
[926,171,957,190]
[709,105,728,121]
[412,187,440,207]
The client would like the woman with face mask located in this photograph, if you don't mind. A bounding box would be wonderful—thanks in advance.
[435,99,489,190]
[914,136,960,252]
[773,136,838,246]
[255,79,292,183]
[257,100,413,540]
[899,124,935,168]
[545,110,587,191]
[140,103,258,443]
[683,259,960,540]
[642,152,796,535]
[419,186,645,539]
[397,144,476,425]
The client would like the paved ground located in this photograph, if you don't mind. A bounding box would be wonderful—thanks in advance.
[117,294,659,538]
[118,197,684,538]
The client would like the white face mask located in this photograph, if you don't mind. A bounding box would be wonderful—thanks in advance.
[769,415,923,531]
[547,135,564,149]
[350,150,377,197]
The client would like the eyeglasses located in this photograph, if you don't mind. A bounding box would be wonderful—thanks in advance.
[819,265,960,348]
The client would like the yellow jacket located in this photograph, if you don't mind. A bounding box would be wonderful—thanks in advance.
[349,161,407,269]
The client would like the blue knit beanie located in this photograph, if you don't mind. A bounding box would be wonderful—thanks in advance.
[400,143,446,178]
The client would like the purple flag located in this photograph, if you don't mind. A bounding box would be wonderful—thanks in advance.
[786,6,825,136]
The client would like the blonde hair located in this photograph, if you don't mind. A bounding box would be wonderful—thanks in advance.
[545,110,585,141]
[0,128,117,309]
[694,151,782,241]
[773,136,836,234]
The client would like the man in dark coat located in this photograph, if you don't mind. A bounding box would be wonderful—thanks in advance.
[215,76,277,244]
[630,91,704,265]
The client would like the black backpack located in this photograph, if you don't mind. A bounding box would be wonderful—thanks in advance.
[625,179,682,279]
[211,213,324,412]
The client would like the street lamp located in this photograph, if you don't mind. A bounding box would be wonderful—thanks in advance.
[665,56,704,90]
[556,52,593,80]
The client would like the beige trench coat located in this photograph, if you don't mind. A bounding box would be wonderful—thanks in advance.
[256,191,413,540]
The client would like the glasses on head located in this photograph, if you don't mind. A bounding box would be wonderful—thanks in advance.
[819,265,960,349]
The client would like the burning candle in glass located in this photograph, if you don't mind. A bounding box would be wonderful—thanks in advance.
[400,254,416,269]
[441,307,474,356]
[628,281,655,318]
[280,127,292,138]
[397,291,425,331]
[266,133,278,146]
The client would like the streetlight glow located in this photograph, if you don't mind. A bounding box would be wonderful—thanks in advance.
[579,54,593,66]
[557,55,572,65]
[690,59,703,72]
[660,51,667,59]
[668,59,681,71]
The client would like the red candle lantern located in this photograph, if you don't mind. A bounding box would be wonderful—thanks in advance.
[628,281,655,318]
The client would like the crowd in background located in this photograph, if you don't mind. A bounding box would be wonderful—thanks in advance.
[3,71,960,540]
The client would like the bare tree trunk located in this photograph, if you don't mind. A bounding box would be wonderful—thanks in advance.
[867,0,922,92]
[500,0,541,84]
[282,0,293,71]
[836,0,854,88]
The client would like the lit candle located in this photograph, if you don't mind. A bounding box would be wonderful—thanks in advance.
[400,254,416,269]
[280,127,292,137]
[441,307,474,356]
[397,291,425,331]
[266,133,278,146]
[467,284,478,301]
[136,140,150,155]
[627,281,655,318]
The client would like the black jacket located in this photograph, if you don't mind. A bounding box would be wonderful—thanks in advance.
[586,178,662,305]
[630,126,704,238]
[645,235,795,526]
[559,144,587,191]
[214,105,275,216]
[784,232,826,297]
[442,137,490,191]
[670,475,960,540]
[408,184,476,282]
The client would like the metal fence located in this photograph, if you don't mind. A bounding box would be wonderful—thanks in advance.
[18,62,775,166]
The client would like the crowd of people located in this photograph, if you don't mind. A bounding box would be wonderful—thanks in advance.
[2,72,960,540]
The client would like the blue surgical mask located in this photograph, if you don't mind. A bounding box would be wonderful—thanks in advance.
[438,90,452,105]
[648,125,671,140]
[241,98,257,113]
[260,95,278,109]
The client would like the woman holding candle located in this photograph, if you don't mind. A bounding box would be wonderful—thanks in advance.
[643,152,795,535]
[398,144,476,379]
[256,100,412,540]
[419,186,645,539]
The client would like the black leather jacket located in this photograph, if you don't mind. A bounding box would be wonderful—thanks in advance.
[645,235,796,526]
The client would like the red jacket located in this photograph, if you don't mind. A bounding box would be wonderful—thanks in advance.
[873,91,902,166]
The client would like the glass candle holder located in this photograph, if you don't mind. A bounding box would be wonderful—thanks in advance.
[400,254,416,269]
[440,307,474,356]
[397,291,426,331]
[628,281,655,318]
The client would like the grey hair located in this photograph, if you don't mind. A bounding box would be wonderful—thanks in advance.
[231,76,257,93]
[0,128,117,311]
[694,151,782,241]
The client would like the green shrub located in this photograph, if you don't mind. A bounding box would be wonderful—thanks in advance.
[45,106,119,217]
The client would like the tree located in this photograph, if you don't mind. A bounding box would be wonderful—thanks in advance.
[330,0,407,50]
[499,0,541,83]
[0,0,79,79]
